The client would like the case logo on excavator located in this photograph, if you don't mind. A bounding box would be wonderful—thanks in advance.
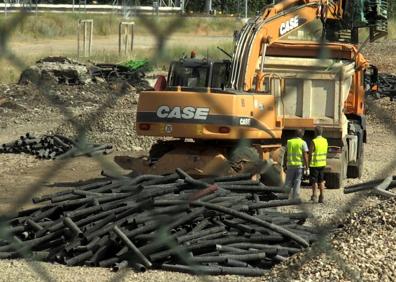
[239,118,251,126]
[280,15,300,36]
[156,106,210,120]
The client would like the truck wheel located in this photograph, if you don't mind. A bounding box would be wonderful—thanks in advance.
[325,149,347,189]
[347,145,364,178]
[325,172,343,189]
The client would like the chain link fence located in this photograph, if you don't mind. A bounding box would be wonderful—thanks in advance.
[0,6,395,281]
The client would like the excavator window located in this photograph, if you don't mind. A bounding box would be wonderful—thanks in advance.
[168,61,209,88]
[211,62,230,89]
[167,60,231,90]
[252,76,272,94]
[262,77,271,93]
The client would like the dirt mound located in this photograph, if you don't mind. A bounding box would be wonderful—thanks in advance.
[19,56,92,85]
[18,57,152,91]
[53,87,155,152]
[0,81,150,151]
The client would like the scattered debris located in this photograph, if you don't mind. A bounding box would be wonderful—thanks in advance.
[18,57,152,90]
[0,133,113,160]
[367,73,396,101]
[378,73,396,100]
[19,57,92,85]
[91,63,151,90]
[0,97,27,111]
[344,176,396,197]
[1,169,318,276]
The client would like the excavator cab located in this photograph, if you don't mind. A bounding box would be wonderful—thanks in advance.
[167,59,231,90]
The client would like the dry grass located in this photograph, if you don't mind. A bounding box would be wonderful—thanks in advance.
[0,14,395,84]
[0,13,242,40]
[0,13,240,83]
[0,40,234,83]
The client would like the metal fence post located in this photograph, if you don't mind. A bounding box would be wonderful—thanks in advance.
[77,19,93,58]
[119,21,135,56]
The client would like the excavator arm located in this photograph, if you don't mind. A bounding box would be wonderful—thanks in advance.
[230,0,387,92]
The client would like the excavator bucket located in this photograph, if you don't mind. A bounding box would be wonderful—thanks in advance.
[114,144,234,177]
[114,141,285,186]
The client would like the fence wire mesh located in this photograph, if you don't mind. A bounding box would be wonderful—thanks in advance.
[0,4,395,282]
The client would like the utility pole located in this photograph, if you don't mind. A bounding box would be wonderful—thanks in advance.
[205,0,212,15]
[179,0,185,14]
[244,0,248,19]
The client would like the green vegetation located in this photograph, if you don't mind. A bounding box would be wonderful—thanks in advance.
[122,59,152,71]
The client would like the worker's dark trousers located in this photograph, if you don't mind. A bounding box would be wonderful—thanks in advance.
[284,167,303,199]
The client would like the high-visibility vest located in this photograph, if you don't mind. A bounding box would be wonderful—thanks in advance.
[310,136,328,167]
[287,137,305,167]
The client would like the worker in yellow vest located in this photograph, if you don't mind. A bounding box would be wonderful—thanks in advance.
[309,126,328,203]
[284,129,309,200]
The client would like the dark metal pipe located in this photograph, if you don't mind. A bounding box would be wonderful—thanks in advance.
[0,251,19,259]
[214,174,252,182]
[65,205,103,219]
[131,262,146,272]
[65,250,93,266]
[177,226,225,243]
[63,217,83,238]
[190,252,267,263]
[32,206,61,221]
[83,214,115,235]
[176,168,209,188]
[112,260,129,272]
[215,180,260,186]
[139,173,179,187]
[249,199,302,210]
[158,200,309,247]
[74,237,101,252]
[222,219,255,234]
[218,184,284,193]
[161,264,267,276]
[112,225,152,268]
[228,243,301,254]
[215,245,248,254]
[98,257,119,267]
[188,231,231,245]
[224,258,251,268]
[75,206,129,227]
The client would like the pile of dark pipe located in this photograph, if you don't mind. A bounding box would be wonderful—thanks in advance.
[366,73,396,100]
[1,169,318,276]
[0,133,113,160]
[377,73,396,100]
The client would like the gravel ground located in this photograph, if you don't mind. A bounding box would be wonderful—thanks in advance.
[0,41,395,281]
[262,197,396,282]
[0,80,155,151]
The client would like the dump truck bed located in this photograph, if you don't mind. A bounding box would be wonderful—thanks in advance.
[262,56,355,138]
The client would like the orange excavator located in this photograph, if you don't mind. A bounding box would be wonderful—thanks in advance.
[116,0,388,188]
